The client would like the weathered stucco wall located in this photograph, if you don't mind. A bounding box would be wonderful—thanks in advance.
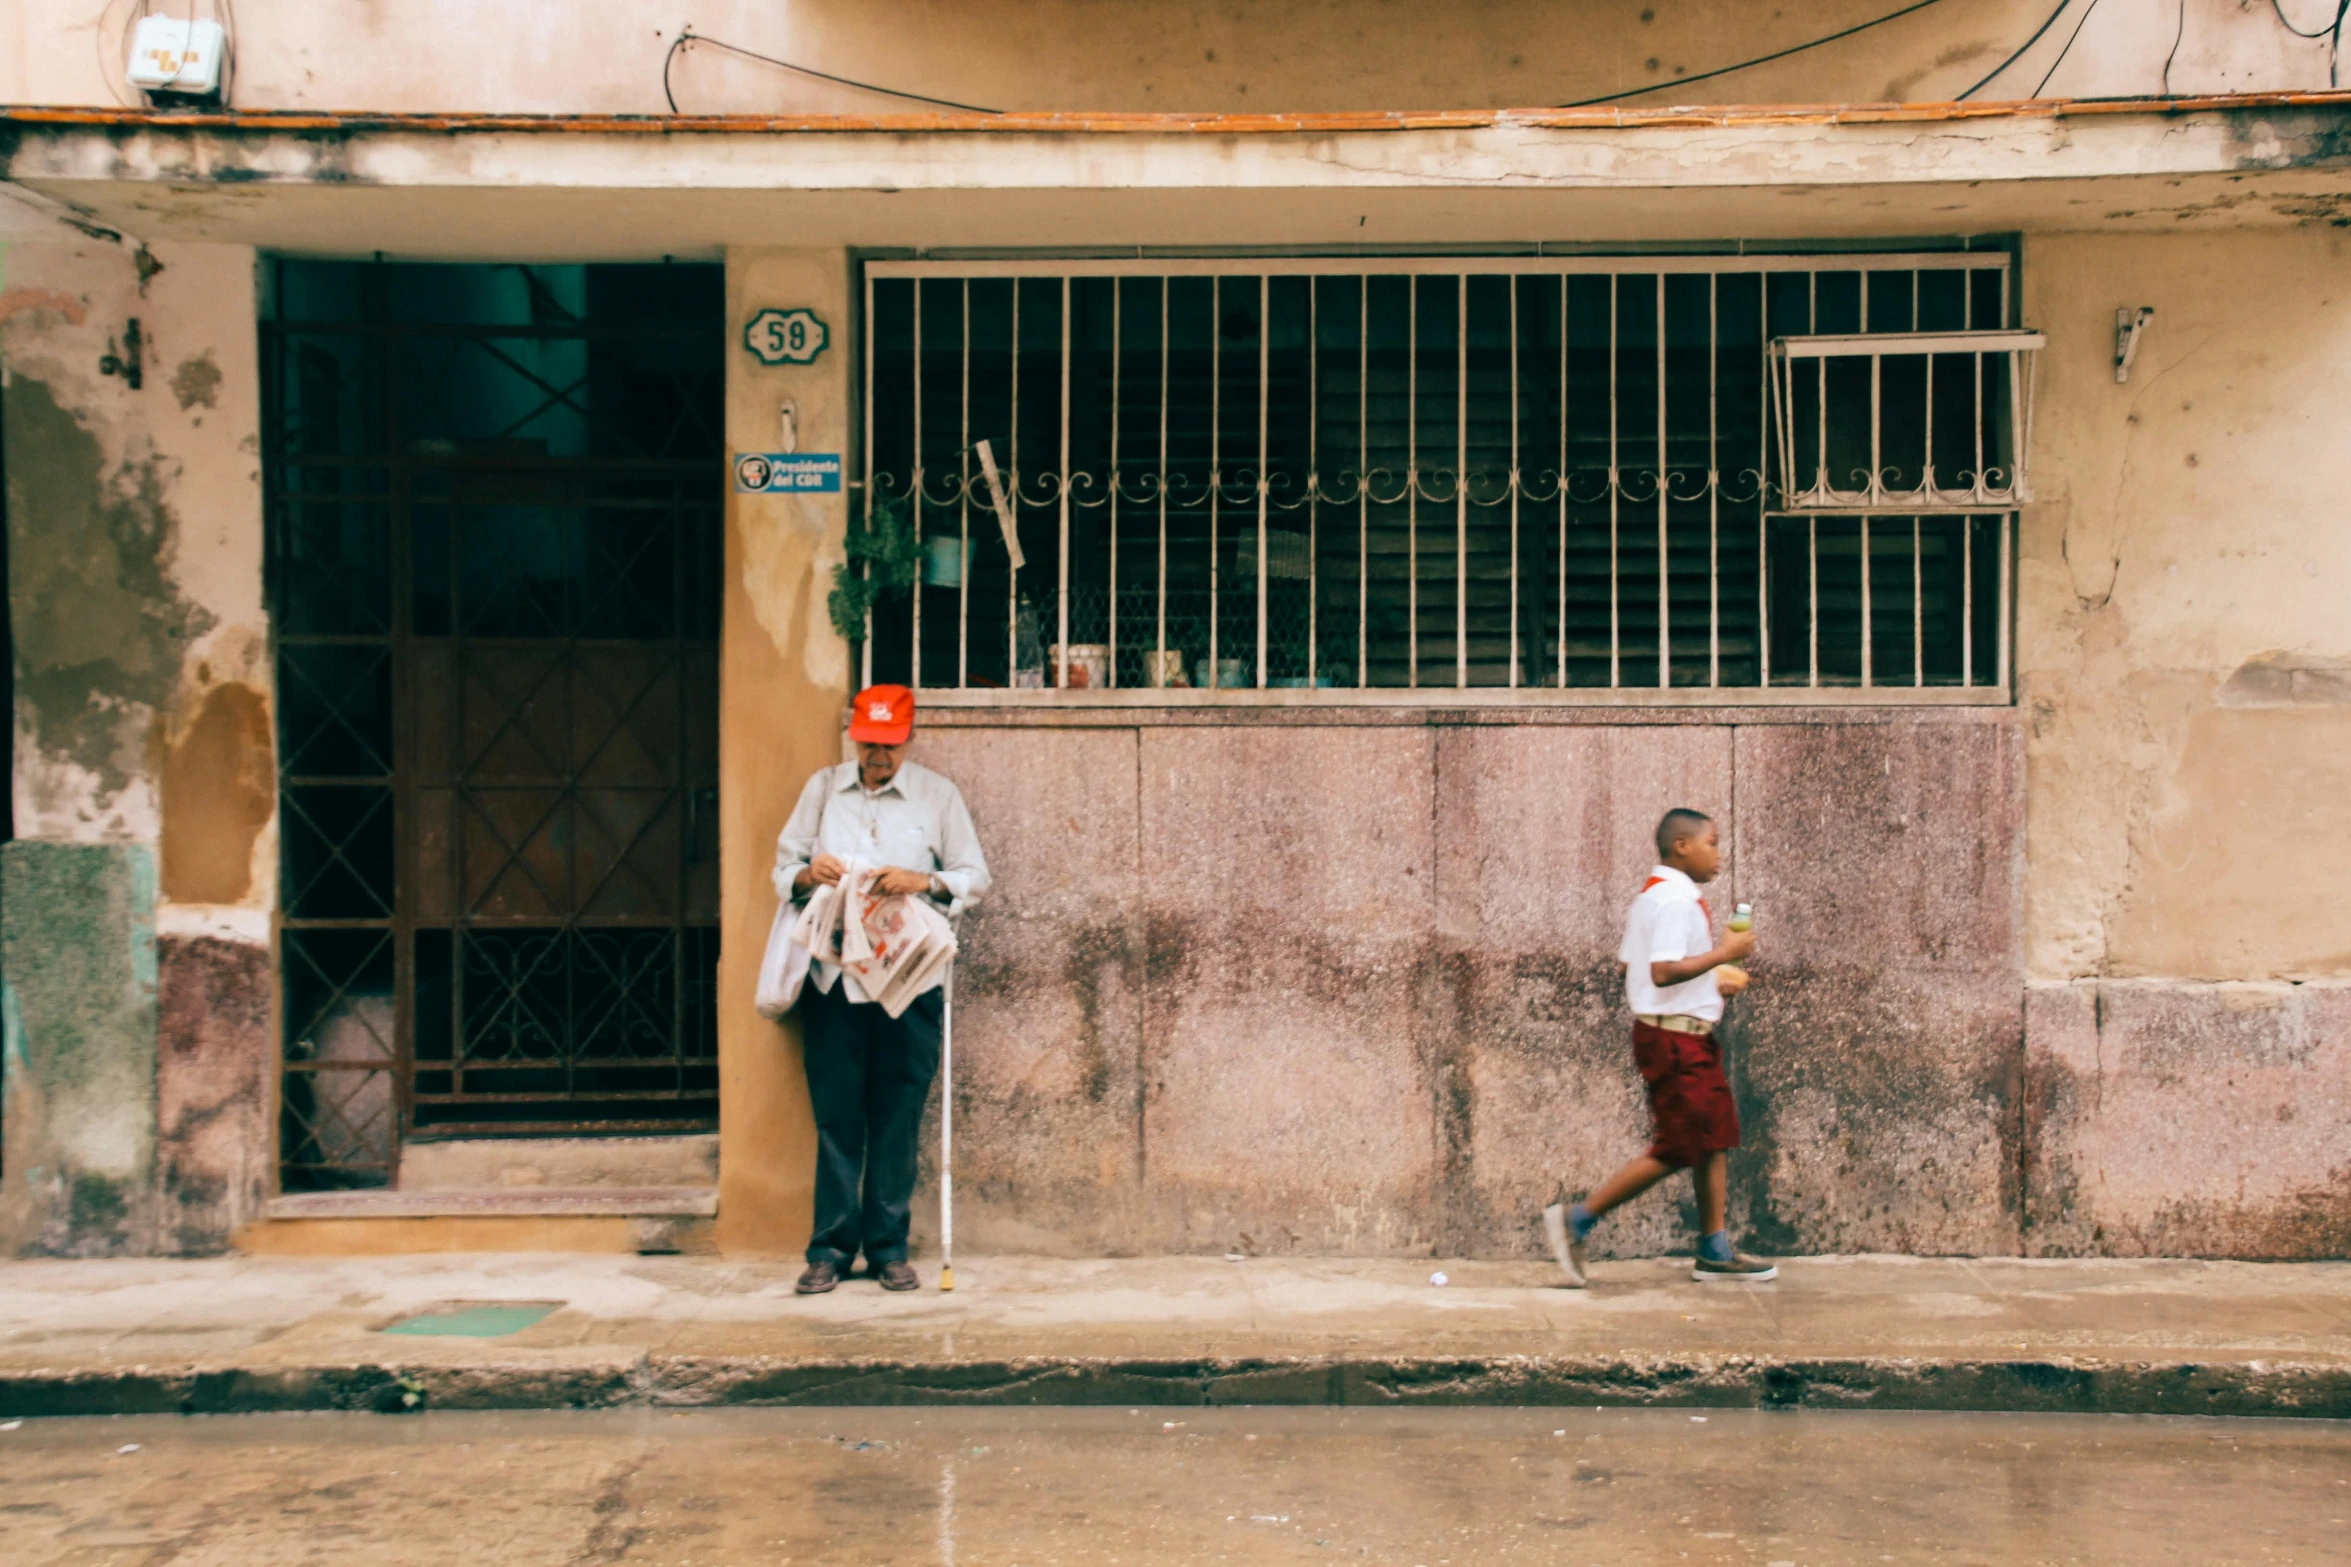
[717,247,854,1255]
[0,236,272,1254]
[909,709,2023,1261]
[1,0,2338,116]
[2016,226,2351,1257]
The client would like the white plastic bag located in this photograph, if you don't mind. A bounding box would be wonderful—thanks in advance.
[754,896,814,1020]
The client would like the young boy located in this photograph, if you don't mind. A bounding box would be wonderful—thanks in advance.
[1542,808,1777,1285]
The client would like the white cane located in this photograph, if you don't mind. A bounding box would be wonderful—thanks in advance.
[938,968,956,1292]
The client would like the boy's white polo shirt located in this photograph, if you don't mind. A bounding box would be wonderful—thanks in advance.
[1620,863,1723,1022]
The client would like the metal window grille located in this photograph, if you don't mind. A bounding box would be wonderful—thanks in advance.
[265,260,724,1189]
[859,254,2018,698]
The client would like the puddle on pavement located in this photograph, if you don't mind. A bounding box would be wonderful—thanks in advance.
[4,1406,2346,1565]
[378,1301,561,1337]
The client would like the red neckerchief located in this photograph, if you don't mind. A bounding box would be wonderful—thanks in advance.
[1642,873,1710,923]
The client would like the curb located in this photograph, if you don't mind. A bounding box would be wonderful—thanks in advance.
[5,1354,2347,1420]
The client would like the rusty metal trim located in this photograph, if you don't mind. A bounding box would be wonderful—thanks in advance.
[6,90,2351,138]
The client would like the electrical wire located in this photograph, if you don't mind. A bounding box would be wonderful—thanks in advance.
[1956,0,2073,99]
[2030,0,2101,97]
[1557,0,1947,108]
[2161,0,2186,96]
[662,28,1000,115]
[2268,0,2351,88]
[2267,0,2345,38]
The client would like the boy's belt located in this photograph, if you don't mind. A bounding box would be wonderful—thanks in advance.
[1636,1013,1716,1036]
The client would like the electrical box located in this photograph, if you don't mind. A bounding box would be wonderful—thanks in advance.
[125,16,227,95]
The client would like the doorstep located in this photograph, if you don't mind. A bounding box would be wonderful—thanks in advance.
[263,1188,719,1220]
[238,1188,718,1257]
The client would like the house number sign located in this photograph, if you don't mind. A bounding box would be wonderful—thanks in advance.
[744,307,828,366]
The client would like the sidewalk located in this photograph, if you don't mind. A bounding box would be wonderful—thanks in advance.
[3,1252,2346,1419]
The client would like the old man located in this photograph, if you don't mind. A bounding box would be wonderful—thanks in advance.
[773,683,990,1295]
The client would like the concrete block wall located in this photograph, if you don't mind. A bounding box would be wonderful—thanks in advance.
[0,842,158,1255]
[2024,980,2351,1257]
[909,708,2025,1261]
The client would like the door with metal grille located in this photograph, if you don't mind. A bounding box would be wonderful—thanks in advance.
[266,262,724,1189]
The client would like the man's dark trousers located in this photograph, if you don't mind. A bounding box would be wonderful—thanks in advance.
[800,980,944,1269]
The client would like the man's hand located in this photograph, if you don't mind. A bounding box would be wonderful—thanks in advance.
[793,854,848,896]
[870,866,936,899]
[1719,926,1757,964]
[1715,964,1750,997]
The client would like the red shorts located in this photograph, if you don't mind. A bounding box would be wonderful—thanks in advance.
[1633,1020,1741,1169]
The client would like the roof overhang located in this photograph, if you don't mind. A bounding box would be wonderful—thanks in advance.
[4,94,2349,258]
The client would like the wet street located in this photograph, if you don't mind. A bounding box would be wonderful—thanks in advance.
[5,1406,2346,1565]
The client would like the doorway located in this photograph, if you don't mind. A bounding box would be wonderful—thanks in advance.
[264,261,724,1188]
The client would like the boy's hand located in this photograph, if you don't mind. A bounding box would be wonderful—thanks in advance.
[1719,926,1757,964]
[1716,964,1750,997]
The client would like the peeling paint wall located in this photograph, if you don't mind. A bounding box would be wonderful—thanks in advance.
[0,237,272,1254]
[2016,227,2351,1256]
[0,1,2340,115]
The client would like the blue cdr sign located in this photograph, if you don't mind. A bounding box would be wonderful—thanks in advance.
[734,452,843,493]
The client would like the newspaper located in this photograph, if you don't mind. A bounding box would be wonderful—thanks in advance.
[787,858,959,1018]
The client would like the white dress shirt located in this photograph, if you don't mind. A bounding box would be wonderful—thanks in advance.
[773,760,990,1003]
[1619,864,1723,1022]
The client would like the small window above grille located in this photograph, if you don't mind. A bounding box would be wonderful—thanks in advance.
[1768,330,2044,513]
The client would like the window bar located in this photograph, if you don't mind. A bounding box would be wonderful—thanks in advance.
[959,280,971,688]
[1859,266,1876,689]
[1507,277,1520,688]
[910,279,922,686]
[1655,272,1668,690]
[1812,273,1827,507]
[1056,276,1071,689]
[1758,281,1772,688]
[1861,514,1874,689]
[1808,272,1819,688]
[1608,276,1621,687]
[1862,268,1873,505]
[1157,281,1169,682]
[1912,515,1923,687]
[1008,281,1021,681]
[1109,280,1121,686]
[1962,508,1974,689]
[1707,272,1720,688]
[861,269,876,690]
[1558,272,1568,690]
[1808,514,1820,688]
[1209,279,1222,689]
[1357,277,1368,690]
[1997,510,2012,692]
[1455,275,1468,690]
[1257,274,1270,689]
[1307,279,1319,686]
[1408,278,1420,689]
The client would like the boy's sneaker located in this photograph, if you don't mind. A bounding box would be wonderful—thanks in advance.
[1692,1250,1778,1283]
[1541,1202,1588,1287]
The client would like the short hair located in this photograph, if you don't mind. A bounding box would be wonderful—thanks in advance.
[1655,808,1713,860]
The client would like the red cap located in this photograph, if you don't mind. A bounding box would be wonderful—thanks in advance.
[847,684,915,745]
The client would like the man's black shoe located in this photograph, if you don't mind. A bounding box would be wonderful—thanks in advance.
[874,1260,920,1292]
[795,1260,841,1295]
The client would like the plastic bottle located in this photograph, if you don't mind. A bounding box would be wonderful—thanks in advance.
[1727,902,1754,933]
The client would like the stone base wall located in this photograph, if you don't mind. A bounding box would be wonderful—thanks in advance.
[904,706,2027,1262]
[2024,979,2351,1258]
